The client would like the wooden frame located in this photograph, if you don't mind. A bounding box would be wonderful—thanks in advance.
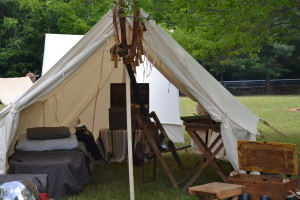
[181,117,228,191]
[135,112,190,188]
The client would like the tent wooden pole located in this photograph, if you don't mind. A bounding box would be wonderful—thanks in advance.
[126,66,135,200]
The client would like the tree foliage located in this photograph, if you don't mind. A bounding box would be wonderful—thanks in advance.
[0,0,112,77]
[1,0,300,78]
[0,1,45,77]
[138,0,300,64]
[231,42,295,77]
[204,41,299,82]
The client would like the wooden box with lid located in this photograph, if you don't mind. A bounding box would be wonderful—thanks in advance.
[227,141,298,200]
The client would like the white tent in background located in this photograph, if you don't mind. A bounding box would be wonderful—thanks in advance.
[0,9,260,177]
[135,65,183,143]
[42,33,184,143]
[42,34,84,76]
[0,77,33,105]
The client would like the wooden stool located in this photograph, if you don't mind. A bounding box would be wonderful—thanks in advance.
[189,182,245,200]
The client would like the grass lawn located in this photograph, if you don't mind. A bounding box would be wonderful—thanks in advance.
[236,95,300,144]
[0,104,5,110]
[62,95,300,200]
[1,96,299,199]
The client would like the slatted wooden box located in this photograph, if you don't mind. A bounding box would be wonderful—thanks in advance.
[110,83,149,108]
[227,141,298,200]
[109,83,149,130]
[109,107,149,130]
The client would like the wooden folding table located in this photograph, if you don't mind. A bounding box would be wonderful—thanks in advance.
[181,116,228,191]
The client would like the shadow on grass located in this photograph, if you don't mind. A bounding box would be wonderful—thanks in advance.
[63,149,233,200]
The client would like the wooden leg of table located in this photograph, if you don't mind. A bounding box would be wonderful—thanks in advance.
[210,160,228,182]
[193,132,228,181]
[208,133,222,151]
[182,161,209,191]
[207,143,228,182]
[182,143,224,191]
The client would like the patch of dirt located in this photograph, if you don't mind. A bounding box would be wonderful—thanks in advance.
[288,108,300,112]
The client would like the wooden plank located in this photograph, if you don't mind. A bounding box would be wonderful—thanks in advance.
[237,141,298,175]
[217,188,243,199]
[189,182,244,195]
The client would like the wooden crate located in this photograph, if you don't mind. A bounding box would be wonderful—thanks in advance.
[228,173,297,199]
[227,141,298,200]
[110,83,149,108]
[109,107,148,130]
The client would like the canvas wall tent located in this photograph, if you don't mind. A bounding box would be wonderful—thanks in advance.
[0,77,33,105]
[0,9,260,175]
[42,34,184,143]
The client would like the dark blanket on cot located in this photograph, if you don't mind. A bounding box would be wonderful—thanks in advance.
[8,150,90,198]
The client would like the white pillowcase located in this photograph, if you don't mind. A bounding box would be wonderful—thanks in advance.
[15,133,78,151]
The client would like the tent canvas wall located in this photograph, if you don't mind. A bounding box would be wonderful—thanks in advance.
[42,34,183,143]
[0,9,260,175]
[0,77,33,105]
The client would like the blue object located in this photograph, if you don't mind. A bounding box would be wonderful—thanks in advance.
[260,195,271,200]
[239,193,250,200]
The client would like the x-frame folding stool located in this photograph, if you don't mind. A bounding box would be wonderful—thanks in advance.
[181,117,228,191]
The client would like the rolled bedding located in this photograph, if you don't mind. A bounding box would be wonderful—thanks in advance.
[26,127,73,140]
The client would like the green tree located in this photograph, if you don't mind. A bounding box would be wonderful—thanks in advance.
[230,43,295,93]
[18,0,113,34]
[0,0,112,77]
[1,0,300,77]
[0,0,59,77]
[139,0,300,64]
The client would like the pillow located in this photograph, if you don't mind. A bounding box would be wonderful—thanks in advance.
[15,133,78,151]
[27,127,72,140]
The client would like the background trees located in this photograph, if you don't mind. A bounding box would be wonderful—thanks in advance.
[141,0,300,84]
[0,0,111,77]
[0,0,299,81]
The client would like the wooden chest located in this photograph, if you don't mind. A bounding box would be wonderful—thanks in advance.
[227,141,298,200]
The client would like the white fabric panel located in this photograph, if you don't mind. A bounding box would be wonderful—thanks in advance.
[0,77,33,105]
[162,124,184,143]
[42,34,84,75]
[136,65,184,143]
